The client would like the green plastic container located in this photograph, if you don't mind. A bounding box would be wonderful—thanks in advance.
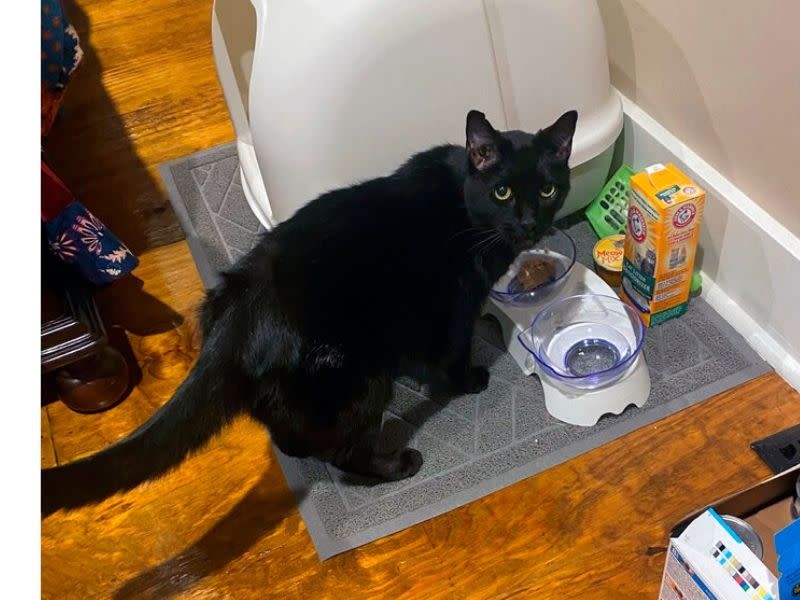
[585,164,635,239]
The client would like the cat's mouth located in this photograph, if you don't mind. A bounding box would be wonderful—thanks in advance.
[508,229,548,253]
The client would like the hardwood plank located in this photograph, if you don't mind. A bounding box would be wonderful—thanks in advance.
[47,387,163,464]
[41,410,57,470]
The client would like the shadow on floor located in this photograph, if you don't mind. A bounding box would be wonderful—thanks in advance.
[113,458,306,600]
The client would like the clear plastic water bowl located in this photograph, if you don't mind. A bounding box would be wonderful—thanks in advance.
[489,228,576,307]
[518,294,646,390]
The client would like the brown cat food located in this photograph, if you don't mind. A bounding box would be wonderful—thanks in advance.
[516,257,557,290]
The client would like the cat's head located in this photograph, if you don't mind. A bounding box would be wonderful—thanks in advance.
[462,109,578,251]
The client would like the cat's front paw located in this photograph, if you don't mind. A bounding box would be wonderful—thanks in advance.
[461,366,490,394]
[396,448,423,479]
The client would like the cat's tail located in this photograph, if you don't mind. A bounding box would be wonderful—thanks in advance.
[41,343,244,517]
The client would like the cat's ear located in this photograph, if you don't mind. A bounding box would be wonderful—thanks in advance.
[542,110,578,162]
[466,110,500,173]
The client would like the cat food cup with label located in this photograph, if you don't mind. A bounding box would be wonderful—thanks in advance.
[593,234,625,289]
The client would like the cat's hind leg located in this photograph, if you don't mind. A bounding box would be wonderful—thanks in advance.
[328,373,422,482]
[251,370,422,481]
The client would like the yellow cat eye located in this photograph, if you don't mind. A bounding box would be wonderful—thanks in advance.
[494,185,513,201]
[540,184,557,198]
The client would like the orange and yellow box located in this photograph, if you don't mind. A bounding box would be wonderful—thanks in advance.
[621,163,705,327]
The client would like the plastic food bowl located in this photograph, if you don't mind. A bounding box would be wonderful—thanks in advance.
[489,228,576,306]
[518,294,646,390]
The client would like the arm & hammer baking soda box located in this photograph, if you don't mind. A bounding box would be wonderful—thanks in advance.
[622,163,706,326]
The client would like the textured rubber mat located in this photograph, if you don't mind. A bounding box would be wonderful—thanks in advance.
[161,144,771,559]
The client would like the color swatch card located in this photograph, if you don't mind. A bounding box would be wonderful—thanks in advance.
[659,508,778,600]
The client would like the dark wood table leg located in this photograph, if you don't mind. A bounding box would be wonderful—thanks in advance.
[42,252,130,413]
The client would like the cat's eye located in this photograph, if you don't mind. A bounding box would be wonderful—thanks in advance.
[494,185,513,201]
[540,184,557,198]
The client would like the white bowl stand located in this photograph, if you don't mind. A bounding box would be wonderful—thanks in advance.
[482,262,651,427]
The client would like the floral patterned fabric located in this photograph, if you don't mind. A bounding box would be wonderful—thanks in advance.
[42,161,139,285]
[44,204,138,284]
[41,0,138,285]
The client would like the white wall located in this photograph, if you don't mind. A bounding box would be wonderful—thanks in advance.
[617,93,800,391]
[599,0,800,237]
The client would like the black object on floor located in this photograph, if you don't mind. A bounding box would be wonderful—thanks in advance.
[751,424,800,474]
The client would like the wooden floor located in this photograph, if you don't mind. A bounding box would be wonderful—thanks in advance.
[41,1,800,598]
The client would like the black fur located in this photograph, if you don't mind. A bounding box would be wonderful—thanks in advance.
[41,109,578,515]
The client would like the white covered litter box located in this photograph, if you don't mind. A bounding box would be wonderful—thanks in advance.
[211,0,623,229]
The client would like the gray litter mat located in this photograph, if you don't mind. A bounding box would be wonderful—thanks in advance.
[160,143,770,559]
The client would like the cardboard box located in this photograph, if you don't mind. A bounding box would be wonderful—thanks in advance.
[659,508,779,599]
[660,465,800,599]
[621,163,705,326]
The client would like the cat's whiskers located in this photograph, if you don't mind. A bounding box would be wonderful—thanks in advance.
[483,235,505,254]
[466,232,494,252]
[468,230,503,254]
[449,226,491,243]
[479,234,505,255]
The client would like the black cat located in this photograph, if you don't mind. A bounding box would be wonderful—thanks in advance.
[41,109,577,516]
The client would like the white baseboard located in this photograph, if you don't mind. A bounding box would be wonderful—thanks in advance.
[701,277,799,389]
[616,90,800,392]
